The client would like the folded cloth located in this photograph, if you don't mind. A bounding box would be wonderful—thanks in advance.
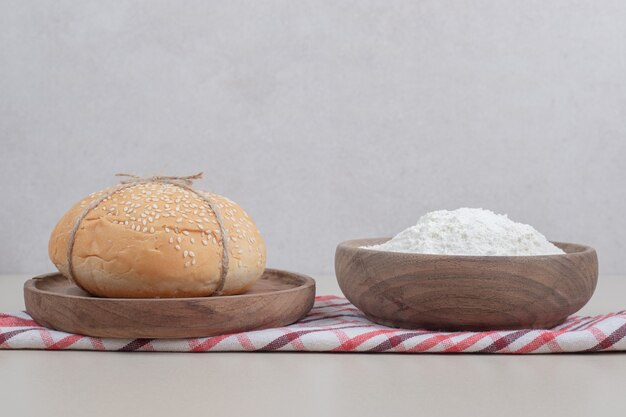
[1,296,625,353]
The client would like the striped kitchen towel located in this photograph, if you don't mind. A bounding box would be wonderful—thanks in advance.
[1,296,625,353]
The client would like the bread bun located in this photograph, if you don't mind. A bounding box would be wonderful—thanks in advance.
[48,181,266,298]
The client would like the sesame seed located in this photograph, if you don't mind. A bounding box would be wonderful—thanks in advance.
[148,217,153,222]
[182,230,190,236]
[149,227,155,233]
[141,213,147,218]
[177,237,182,243]
[189,251,195,257]
[176,218,183,223]
[175,245,181,251]
[142,219,147,226]
[152,204,158,209]
[190,238,195,244]
[184,250,189,258]
[191,259,196,265]
[202,240,208,246]
[165,227,171,233]
[169,237,174,244]
[197,224,204,230]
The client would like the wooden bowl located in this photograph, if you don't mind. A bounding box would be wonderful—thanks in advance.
[335,238,598,330]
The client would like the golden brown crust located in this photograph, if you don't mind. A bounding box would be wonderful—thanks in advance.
[48,183,266,298]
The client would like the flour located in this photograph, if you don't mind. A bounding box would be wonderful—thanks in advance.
[365,208,565,256]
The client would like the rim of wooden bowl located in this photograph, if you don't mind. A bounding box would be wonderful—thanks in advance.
[337,238,595,260]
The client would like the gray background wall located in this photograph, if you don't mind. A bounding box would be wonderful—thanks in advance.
[1,1,625,277]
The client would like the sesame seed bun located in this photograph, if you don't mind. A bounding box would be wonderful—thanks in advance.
[48,182,266,298]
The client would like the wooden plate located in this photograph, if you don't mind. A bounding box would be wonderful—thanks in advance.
[24,268,315,338]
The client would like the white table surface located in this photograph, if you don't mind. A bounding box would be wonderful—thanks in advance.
[1,273,625,417]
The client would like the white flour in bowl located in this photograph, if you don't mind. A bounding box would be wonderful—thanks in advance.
[365,208,565,256]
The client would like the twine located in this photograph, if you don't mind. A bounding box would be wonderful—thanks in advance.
[66,172,230,295]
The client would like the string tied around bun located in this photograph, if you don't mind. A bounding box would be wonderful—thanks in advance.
[66,172,230,296]
[115,172,204,188]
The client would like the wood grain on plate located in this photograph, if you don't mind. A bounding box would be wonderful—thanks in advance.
[335,239,598,331]
[24,268,315,338]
